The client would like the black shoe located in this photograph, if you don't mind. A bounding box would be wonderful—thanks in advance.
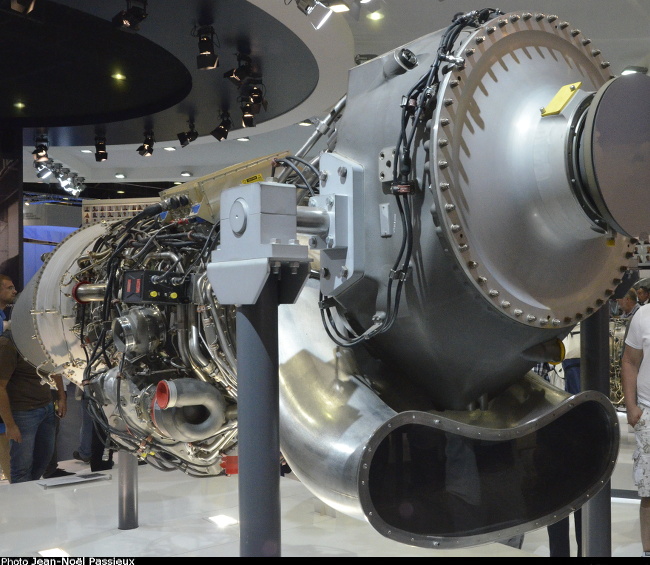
[73,450,91,464]
[44,468,75,478]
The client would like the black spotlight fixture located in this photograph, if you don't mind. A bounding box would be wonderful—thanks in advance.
[210,112,232,141]
[224,54,252,87]
[241,102,255,128]
[137,131,154,156]
[196,25,219,70]
[113,0,148,31]
[248,84,268,114]
[177,122,198,147]
[11,0,36,14]
[94,136,108,162]
[32,135,49,162]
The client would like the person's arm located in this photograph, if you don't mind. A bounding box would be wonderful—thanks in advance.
[51,373,67,419]
[0,378,20,442]
[622,344,644,427]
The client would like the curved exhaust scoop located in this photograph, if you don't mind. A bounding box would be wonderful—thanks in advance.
[359,377,618,548]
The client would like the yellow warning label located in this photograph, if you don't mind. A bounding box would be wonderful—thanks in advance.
[243,174,264,184]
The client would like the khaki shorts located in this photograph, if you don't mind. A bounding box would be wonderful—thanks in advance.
[633,406,650,498]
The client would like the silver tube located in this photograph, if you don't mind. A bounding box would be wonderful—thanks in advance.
[297,206,330,235]
[72,283,107,303]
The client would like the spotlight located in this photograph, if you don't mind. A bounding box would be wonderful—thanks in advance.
[210,112,232,141]
[296,0,333,30]
[247,85,267,114]
[34,160,52,179]
[32,137,49,162]
[177,123,198,147]
[94,136,108,162]
[112,0,148,31]
[137,131,154,156]
[241,103,255,128]
[11,0,36,14]
[196,25,219,70]
[224,54,252,86]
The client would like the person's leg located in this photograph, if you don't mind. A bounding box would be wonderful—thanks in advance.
[547,516,570,557]
[633,408,650,554]
[574,508,583,557]
[42,413,60,477]
[10,408,42,483]
[31,403,56,480]
[0,432,11,482]
[77,393,94,460]
[641,498,650,553]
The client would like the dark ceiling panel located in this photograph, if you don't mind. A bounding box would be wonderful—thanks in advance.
[0,1,192,127]
[7,0,319,147]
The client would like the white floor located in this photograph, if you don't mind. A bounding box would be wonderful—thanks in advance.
[0,412,643,558]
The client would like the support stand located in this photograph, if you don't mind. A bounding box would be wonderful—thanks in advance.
[581,305,612,557]
[237,276,281,557]
[118,451,139,530]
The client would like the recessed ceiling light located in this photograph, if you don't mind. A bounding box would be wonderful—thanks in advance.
[163,146,176,151]
[112,73,126,81]
[14,101,25,109]
[367,11,383,20]
[329,2,349,12]
[115,173,125,179]
[237,137,250,142]
[180,171,192,177]
[298,119,313,126]
[117,190,125,194]
[80,149,92,154]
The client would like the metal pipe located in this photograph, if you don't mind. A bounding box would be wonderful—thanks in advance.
[118,451,138,530]
[297,206,330,235]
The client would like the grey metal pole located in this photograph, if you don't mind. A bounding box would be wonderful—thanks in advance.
[580,305,612,557]
[237,275,281,557]
[118,450,139,530]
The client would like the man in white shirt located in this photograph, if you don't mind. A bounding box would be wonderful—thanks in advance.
[622,303,650,557]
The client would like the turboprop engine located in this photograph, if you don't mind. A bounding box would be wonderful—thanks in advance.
[12,9,650,549]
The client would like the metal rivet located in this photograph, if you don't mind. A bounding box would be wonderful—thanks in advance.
[591,49,601,56]
[468,261,478,269]
[547,15,558,22]
[443,98,454,106]
[501,300,511,308]
[570,29,580,37]
[475,36,485,44]
[601,61,610,68]
[478,276,487,285]
[439,182,450,191]
[559,22,569,29]
[582,38,592,46]
[539,319,548,326]
[450,224,461,232]
[552,319,561,326]
[459,244,469,252]
[535,13,545,21]
[489,289,499,297]
[440,118,450,126]
[465,48,475,56]
[449,80,459,88]
[522,13,532,20]
[487,26,496,34]
[514,309,523,317]
[509,14,520,22]
[438,160,449,169]
[498,19,507,27]
[445,203,456,211]
[527,315,537,322]
[438,138,449,147]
